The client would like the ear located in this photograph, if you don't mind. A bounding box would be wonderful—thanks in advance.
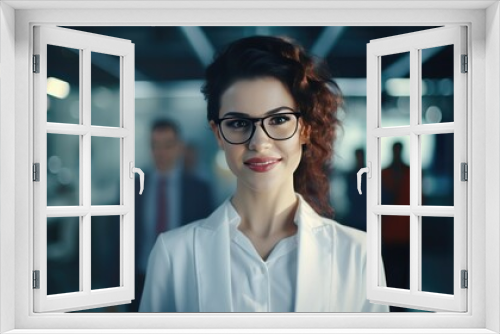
[299,123,311,145]
[209,121,225,149]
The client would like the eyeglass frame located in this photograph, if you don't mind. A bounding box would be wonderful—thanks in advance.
[213,110,302,145]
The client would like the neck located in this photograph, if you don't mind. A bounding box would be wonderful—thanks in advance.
[231,182,298,238]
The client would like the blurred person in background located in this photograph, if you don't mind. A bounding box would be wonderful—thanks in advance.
[139,36,389,312]
[381,141,411,312]
[183,142,211,182]
[130,118,215,312]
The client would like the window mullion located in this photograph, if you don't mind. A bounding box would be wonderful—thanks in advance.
[82,47,92,294]
[409,48,420,295]
[119,55,124,287]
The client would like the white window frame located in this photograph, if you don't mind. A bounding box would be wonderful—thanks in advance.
[366,26,468,312]
[33,25,136,313]
[1,1,499,333]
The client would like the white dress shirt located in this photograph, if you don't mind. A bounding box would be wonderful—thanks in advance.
[229,219,298,312]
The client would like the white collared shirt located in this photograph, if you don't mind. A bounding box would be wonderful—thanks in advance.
[229,220,298,312]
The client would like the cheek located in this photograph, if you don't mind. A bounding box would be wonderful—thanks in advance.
[287,137,304,158]
[290,145,303,167]
[221,144,242,169]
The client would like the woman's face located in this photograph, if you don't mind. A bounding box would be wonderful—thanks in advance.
[210,77,309,193]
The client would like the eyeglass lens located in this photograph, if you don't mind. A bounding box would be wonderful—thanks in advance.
[220,113,299,144]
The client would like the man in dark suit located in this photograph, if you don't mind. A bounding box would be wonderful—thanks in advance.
[130,119,214,312]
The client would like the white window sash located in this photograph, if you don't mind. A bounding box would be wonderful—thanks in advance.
[366,26,468,312]
[32,25,136,313]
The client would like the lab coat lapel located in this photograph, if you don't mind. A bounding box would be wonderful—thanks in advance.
[294,197,333,312]
[194,200,235,312]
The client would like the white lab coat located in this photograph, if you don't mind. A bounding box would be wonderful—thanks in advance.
[139,195,390,312]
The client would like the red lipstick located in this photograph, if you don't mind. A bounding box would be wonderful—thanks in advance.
[243,157,281,173]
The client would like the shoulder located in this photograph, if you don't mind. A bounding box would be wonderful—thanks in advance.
[330,219,366,246]
[297,195,366,250]
[156,218,202,250]
[313,214,367,258]
[330,218,367,262]
[156,200,228,248]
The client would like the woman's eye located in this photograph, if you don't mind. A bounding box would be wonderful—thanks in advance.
[226,119,250,129]
[268,115,291,125]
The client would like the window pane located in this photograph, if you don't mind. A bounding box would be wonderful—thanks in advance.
[47,134,80,206]
[421,45,454,124]
[91,216,121,290]
[91,52,120,127]
[421,133,454,206]
[381,136,410,205]
[381,52,410,127]
[91,137,121,205]
[381,215,410,291]
[47,217,80,295]
[421,216,454,294]
[47,45,80,124]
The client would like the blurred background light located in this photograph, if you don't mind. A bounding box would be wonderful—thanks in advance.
[47,77,71,99]
[48,155,62,174]
[57,168,73,185]
[385,78,410,96]
[439,78,453,96]
[335,78,366,97]
[425,106,443,123]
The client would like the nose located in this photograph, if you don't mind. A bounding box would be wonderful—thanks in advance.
[248,122,272,151]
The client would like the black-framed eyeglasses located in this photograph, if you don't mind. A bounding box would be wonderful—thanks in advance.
[214,110,302,145]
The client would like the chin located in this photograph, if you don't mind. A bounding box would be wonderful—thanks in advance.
[241,175,292,194]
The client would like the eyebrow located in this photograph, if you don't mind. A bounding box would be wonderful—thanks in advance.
[221,106,295,118]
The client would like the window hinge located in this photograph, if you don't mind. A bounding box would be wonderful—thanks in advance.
[33,270,40,289]
[461,162,468,181]
[461,54,468,73]
[33,163,40,182]
[461,270,468,289]
[33,54,40,73]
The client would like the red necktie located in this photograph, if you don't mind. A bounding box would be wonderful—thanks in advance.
[155,176,168,235]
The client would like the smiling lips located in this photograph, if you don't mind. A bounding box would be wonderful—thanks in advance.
[244,157,282,172]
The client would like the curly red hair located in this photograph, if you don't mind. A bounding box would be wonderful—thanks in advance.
[201,36,341,218]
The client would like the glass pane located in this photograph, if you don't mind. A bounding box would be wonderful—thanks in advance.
[47,45,80,124]
[381,136,410,205]
[47,217,80,295]
[421,216,454,294]
[47,134,80,206]
[421,133,454,206]
[91,137,121,205]
[421,45,454,124]
[91,52,120,127]
[91,216,121,290]
[381,215,410,290]
[381,52,410,127]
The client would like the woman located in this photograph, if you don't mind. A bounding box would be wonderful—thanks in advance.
[139,36,389,312]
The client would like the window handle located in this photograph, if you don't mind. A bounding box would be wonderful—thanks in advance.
[129,161,145,195]
[357,162,371,195]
